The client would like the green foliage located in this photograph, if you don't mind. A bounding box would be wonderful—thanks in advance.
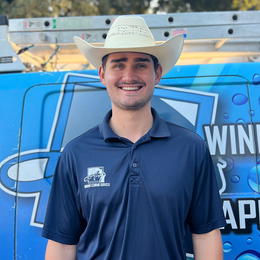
[0,0,152,18]
[1,0,259,19]
[95,0,152,15]
[153,0,234,13]
[232,0,260,10]
[0,0,99,18]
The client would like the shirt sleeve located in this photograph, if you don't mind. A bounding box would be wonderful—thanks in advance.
[186,145,226,234]
[41,154,87,244]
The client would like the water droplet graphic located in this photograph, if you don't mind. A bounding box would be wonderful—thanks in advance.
[232,94,248,105]
[223,113,229,119]
[236,118,246,125]
[249,110,255,116]
[223,157,235,171]
[246,238,253,245]
[247,165,260,192]
[223,241,232,253]
[253,73,260,85]
[236,250,260,260]
[231,175,240,183]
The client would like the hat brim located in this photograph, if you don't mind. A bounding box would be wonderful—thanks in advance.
[74,34,184,76]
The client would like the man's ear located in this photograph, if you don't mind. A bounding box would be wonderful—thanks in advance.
[99,65,106,86]
[155,64,163,85]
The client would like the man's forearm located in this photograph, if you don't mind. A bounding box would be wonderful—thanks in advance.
[192,229,223,260]
[45,240,77,260]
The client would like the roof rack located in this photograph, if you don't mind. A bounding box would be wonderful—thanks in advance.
[2,11,260,72]
[0,15,26,72]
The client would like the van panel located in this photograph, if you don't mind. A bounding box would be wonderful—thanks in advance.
[0,63,259,259]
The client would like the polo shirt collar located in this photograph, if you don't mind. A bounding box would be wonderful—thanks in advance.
[99,108,171,142]
[149,108,171,138]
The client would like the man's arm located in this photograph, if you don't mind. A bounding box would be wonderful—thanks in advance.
[192,229,223,260]
[45,240,77,260]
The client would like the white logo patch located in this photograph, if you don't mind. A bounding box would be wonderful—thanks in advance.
[84,166,110,188]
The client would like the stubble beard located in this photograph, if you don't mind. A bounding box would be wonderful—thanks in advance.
[108,80,154,111]
[109,89,154,111]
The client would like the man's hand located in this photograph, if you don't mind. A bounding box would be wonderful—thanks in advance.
[45,240,77,260]
[192,229,223,260]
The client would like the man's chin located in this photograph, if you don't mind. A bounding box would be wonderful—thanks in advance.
[118,102,150,111]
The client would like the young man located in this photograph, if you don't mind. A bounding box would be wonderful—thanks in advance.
[42,16,226,259]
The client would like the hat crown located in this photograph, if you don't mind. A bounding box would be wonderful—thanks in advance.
[105,16,156,48]
[73,15,184,76]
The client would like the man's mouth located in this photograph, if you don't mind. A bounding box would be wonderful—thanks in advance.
[120,86,142,91]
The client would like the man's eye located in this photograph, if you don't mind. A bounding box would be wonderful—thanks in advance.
[136,64,146,68]
[115,64,123,68]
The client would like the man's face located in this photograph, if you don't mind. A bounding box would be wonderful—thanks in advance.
[99,52,162,111]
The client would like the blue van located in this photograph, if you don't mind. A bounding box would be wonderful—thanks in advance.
[0,62,260,259]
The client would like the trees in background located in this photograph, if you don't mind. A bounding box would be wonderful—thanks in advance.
[0,0,152,18]
[153,0,233,13]
[0,0,99,18]
[232,0,260,10]
[0,0,259,18]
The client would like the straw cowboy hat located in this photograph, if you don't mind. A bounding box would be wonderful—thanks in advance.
[74,16,184,76]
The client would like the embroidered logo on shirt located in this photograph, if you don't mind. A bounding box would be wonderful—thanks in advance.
[84,166,110,188]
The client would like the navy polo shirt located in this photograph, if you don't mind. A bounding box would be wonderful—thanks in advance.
[42,108,226,260]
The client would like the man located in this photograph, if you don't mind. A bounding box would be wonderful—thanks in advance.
[42,16,226,259]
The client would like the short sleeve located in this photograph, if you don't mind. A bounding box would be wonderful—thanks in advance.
[41,155,87,244]
[186,146,226,234]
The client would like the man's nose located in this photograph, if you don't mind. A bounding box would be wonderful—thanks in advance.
[121,66,138,82]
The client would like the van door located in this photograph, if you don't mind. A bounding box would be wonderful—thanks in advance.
[1,62,259,260]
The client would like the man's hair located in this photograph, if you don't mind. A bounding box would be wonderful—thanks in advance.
[102,53,159,72]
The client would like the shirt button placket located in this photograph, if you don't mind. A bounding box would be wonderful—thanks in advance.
[130,147,140,185]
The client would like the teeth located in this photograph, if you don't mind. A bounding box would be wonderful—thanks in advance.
[121,86,140,91]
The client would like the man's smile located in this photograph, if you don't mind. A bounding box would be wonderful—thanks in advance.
[116,81,145,91]
[120,86,143,91]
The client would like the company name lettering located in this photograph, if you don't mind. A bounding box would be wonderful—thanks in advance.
[203,123,260,156]
[222,198,260,234]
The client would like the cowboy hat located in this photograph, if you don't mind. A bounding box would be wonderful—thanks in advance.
[73,16,184,76]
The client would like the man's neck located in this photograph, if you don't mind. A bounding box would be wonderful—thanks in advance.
[109,105,153,143]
